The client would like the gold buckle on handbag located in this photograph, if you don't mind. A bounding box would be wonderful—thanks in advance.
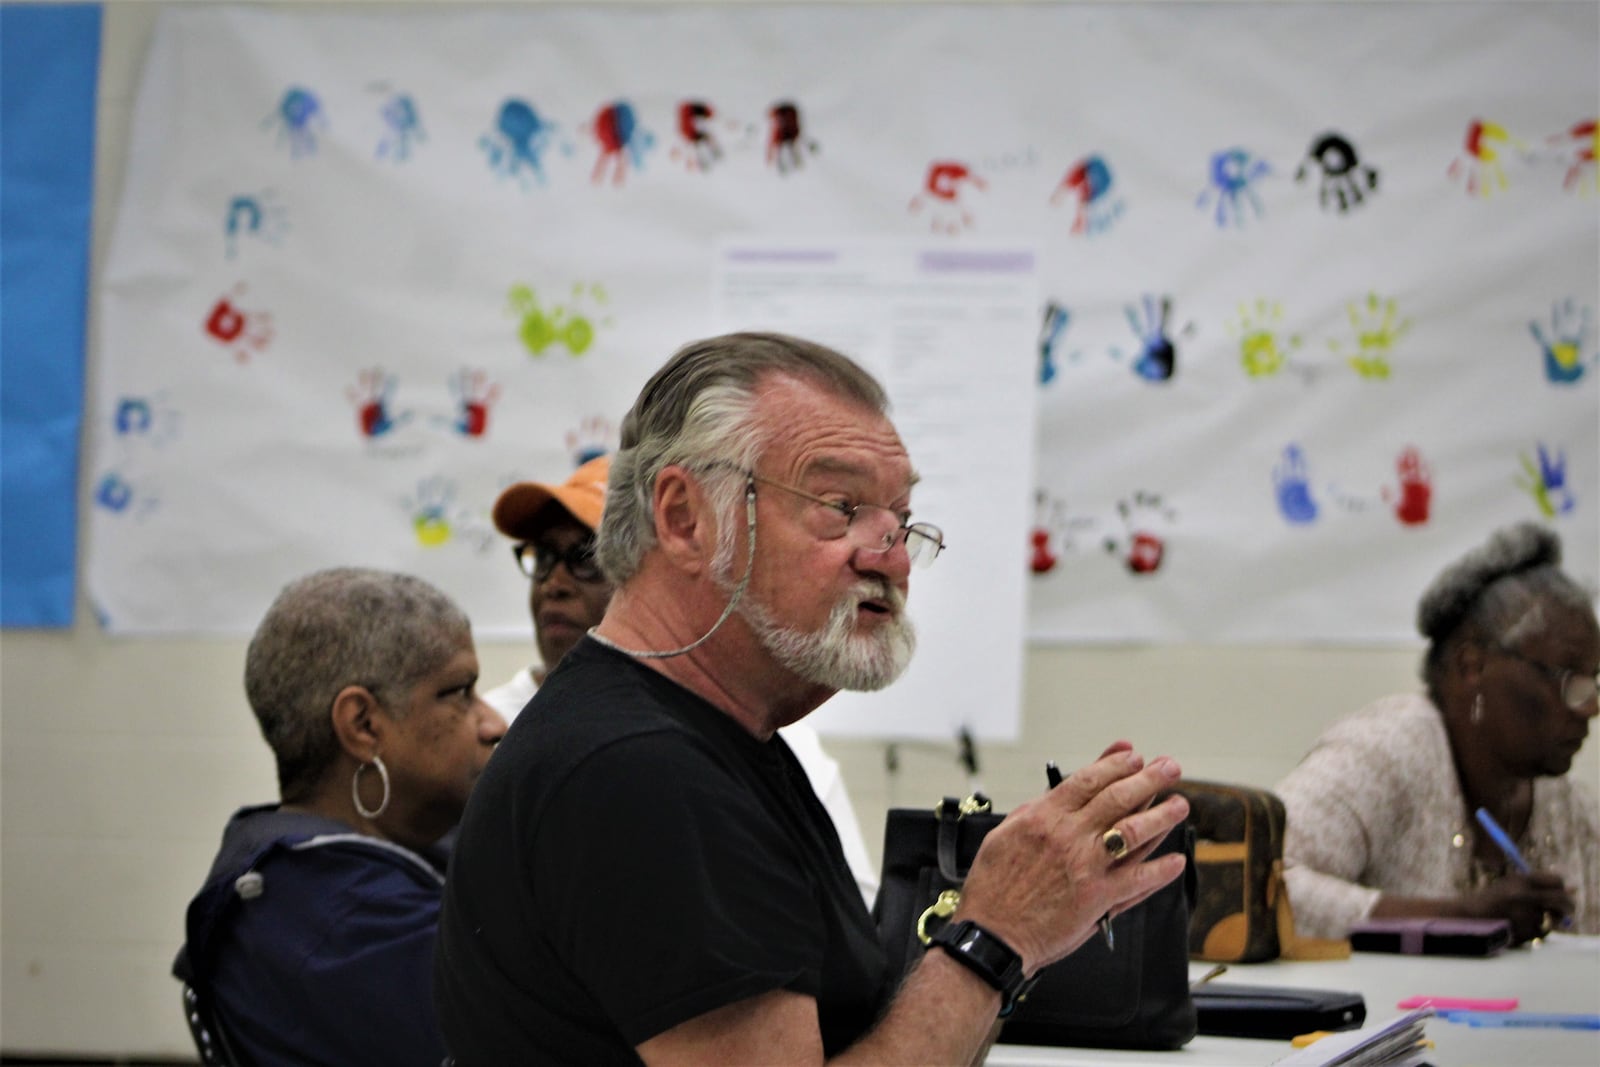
[917,888,963,945]
[936,793,992,820]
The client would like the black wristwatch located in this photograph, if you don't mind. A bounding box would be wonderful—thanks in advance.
[926,919,1038,1018]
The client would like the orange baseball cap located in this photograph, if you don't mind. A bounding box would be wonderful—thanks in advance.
[492,455,609,539]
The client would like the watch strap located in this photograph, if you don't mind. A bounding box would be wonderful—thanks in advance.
[927,919,1035,1017]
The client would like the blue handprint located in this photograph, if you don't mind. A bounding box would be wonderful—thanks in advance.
[1125,294,1178,382]
[481,99,563,188]
[93,471,159,518]
[1038,301,1071,385]
[263,87,325,159]
[377,92,425,161]
[95,473,133,513]
[1273,444,1319,525]
[1197,147,1271,228]
[116,399,152,436]
[1528,299,1595,385]
[113,392,181,446]
[224,190,289,258]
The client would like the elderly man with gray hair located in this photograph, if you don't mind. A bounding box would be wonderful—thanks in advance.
[483,450,881,907]
[435,332,1189,1064]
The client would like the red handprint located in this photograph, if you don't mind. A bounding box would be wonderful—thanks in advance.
[766,101,816,174]
[205,299,244,343]
[202,286,274,362]
[1554,118,1597,192]
[1385,446,1432,526]
[672,100,725,173]
[924,162,984,201]
[1125,531,1165,574]
[909,161,988,234]
[1029,527,1058,575]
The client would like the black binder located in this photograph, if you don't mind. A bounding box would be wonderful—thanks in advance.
[1193,982,1367,1040]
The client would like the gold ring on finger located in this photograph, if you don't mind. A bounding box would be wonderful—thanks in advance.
[1102,827,1131,860]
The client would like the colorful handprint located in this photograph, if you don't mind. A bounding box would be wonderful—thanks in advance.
[1528,299,1595,384]
[1517,443,1576,518]
[448,369,500,438]
[346,368,413,439]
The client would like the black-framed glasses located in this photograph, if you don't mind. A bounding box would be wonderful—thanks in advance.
[745,471,946,569]
[1498,646,1600,711]
[512,537,603,584]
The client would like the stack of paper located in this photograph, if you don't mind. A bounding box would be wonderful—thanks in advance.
[1271,1008,1434,1066]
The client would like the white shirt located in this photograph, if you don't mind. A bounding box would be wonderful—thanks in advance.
[481,666,538,722]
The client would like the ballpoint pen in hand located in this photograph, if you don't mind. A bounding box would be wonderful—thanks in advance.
[1048,761,1116,952]
[1473,807,1531,873]
[1474,806,1571,933]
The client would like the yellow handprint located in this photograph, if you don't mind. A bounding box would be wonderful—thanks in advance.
[1331,292,1410,380]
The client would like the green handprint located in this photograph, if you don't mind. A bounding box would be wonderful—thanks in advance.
[508,281,610,357]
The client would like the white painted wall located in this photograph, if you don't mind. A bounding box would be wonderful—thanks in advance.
[1,1,1594,1057]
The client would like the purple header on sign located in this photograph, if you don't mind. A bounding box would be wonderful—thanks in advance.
[724,248,839,264]
[918,250,1035,273]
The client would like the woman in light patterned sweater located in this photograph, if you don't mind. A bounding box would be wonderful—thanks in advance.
[1277,522,1599,945]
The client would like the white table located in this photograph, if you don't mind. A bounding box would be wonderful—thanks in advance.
[987,935,1600,1066]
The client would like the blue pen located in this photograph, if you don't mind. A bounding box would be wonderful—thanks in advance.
[1474,808,1574,932]
[1439,1010,1600,1030]
[1473,807,1532,874]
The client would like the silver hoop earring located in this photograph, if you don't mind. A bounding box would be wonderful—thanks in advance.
[352,755,391,819]
[1471,693,1484,725]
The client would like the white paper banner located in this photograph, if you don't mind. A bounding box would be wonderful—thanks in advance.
[91,3,1598,688]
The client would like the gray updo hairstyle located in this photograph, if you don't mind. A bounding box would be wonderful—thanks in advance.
[1417,521,1594,697]
[595,332,889,584]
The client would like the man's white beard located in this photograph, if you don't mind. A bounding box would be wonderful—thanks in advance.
[735,576,916,692]
[709,506,915,691]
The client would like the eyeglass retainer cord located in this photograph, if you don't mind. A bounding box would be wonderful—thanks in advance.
[586,479,757,660]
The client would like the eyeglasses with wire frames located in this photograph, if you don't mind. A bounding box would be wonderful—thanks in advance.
[743,470,946,569]
[512,537,604,584]
[1497,645,1600,711]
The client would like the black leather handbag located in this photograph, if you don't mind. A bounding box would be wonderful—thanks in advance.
[873,793,1198,1050]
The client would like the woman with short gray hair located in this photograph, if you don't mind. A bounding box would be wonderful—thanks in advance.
[1277,522,1599,944]
[173,568,506,1065]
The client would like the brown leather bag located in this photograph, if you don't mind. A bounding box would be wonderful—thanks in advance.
[1169,780,1348,963]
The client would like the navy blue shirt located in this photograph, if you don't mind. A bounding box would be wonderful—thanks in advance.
[175,805,448,1067]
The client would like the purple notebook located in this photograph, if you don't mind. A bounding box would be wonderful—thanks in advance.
[1348,917,1512,957]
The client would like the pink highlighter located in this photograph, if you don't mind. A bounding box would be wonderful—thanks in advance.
[1397,996,1518,1011]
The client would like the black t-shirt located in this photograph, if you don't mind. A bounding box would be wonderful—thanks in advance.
[434,638,891,1064]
